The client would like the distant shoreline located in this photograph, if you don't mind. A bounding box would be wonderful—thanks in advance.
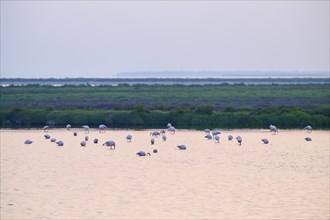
[1,75,330,80]
[1,77,329,86]
[1,71,329,80]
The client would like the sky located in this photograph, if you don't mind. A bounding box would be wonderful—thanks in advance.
[1,1,329,78]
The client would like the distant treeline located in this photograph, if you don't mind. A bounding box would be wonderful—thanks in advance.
[0,84,329,129]
[1,107,329,129]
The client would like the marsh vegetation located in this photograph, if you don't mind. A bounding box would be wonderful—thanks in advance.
[1,83,329,129]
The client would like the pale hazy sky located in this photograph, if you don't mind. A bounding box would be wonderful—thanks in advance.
[1,1,329,78]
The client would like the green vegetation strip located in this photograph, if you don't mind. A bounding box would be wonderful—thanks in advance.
[0,84,329,129]
[1,108,329,129]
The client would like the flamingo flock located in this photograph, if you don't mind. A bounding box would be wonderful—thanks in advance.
[24,124,314,156]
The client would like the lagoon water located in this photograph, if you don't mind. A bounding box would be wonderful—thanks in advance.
[1,129,329,219]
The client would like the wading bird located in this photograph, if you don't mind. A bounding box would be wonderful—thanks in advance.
[136,151,151,156]
[168,126,176,134]
[269,125,278,134]
[177,145,187,150]
[24,139,33,144]
[305,125,312,133]
[126,135,132,142]
[56,141,64,146]
[43,125,49,132]
[236,136,242,145]
[99,124,107,133]
[262,138,269,144]
[82,125,90,134]
[150,131,160,137]
[212,130,221,138]
[305,137,312,141]
[205,134,212,140]
[103,141,116,149]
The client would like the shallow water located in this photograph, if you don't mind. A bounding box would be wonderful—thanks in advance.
[1,129,329,219]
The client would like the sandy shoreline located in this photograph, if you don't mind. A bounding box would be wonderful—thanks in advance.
[1,129,329,219]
